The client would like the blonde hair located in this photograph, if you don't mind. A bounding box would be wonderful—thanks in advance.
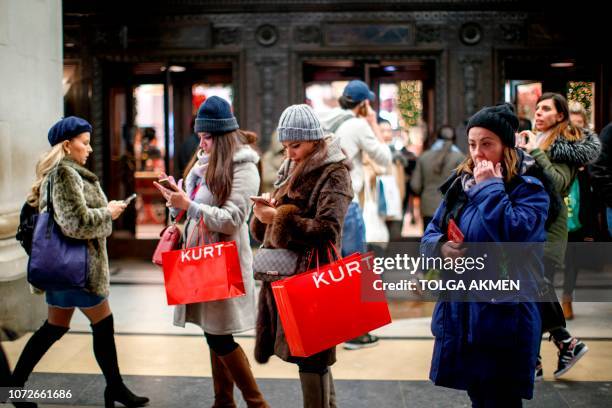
[27,144,66,207]
[569,101,589,127]
[456,146,519,183]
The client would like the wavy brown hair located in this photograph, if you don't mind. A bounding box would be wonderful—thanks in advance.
[537,92,582,151]
[184,130,258,205]
[456,146,519,183]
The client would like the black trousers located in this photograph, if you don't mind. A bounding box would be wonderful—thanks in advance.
[539,257,568,337]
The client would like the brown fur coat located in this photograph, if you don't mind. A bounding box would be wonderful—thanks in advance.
[250,140,352,366]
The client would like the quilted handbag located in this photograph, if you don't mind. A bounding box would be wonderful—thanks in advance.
[253,248,300,282]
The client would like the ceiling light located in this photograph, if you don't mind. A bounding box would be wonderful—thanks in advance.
[550,61,574,68]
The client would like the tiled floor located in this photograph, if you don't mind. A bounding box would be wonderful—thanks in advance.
[4,373,612,408]
[3,259,612,407]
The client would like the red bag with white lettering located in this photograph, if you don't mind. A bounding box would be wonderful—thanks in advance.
[271,248,391,357]
[161,219,245,305]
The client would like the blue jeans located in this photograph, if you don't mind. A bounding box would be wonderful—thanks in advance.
[607,207,612,237]
[341,201,366,257]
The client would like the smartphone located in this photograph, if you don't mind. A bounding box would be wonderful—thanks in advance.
[522,134,530,145]
[123,193,137,205]
[158,178,178,191]
[447,218,464,243]
[250,196,272,206]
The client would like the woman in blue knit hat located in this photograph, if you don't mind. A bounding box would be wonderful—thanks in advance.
[155,96,269,408]
[11,116,148,408]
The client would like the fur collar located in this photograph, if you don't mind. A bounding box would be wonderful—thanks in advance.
[548,129,601,166]
[59,157,98,182]
[439,149,561,230]
[187,145,259,190]
[274,134,348,190]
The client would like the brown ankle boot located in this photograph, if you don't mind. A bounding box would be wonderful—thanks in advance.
[210,350,236,408]
[218,346,269,408]
[562,294,574,320]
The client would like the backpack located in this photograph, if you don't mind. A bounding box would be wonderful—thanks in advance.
[16,201,39,255]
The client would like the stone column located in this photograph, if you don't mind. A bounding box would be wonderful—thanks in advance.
[0,0,63,338]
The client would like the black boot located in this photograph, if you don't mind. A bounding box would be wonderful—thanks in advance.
[91,314,149,408]
[11,320,69,408]
[1,343,12,403]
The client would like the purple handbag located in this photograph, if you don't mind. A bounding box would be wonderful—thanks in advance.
[27,175,88,290]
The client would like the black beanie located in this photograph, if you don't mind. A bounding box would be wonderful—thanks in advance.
[466,103,519,147]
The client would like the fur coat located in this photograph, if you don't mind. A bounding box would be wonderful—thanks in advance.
[38,157,113,296]
[530,129,601,266]
[250,135,353,366]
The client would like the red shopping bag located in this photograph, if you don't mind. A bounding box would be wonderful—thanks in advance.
[161,220,245,305]
[271,249,391,357]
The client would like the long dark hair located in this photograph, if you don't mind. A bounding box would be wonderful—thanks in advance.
[275,140,327,199]
[537,92,582,150]
[184,130,258,205]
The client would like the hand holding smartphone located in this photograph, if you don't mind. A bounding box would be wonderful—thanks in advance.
[158,177,179,191]
[447,218,465,243]
[250,196,273,206]
[123,193,137,205]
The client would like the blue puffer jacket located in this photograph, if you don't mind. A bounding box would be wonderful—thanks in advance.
[422,170,549,399]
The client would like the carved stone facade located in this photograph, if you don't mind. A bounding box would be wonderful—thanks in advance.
[0,0,61,336]
[60,1,609,186]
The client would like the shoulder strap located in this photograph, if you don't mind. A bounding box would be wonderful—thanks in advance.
[45,174,55,238]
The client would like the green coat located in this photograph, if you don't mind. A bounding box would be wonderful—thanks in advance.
[530,129,600,267]
[38,158,113,296]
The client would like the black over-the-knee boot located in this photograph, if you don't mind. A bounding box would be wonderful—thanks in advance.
[10,320,68,407]
[91,314,149,408]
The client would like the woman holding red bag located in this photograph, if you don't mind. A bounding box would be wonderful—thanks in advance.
[155,96,268,408]
[250,104,353,407]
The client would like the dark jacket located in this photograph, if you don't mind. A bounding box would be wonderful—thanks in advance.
[530,129,601,266]
[422,151,550,399]
[591,123,612,208]
[250,136,353,366]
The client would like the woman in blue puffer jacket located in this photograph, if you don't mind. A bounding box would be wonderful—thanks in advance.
[422,103,556,407]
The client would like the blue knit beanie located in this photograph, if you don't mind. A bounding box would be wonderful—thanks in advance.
[277,104,324,142]
[194,96,239,134]
[48,116,93,146]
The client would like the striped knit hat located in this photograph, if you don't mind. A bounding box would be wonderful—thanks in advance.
[277,104,324,142]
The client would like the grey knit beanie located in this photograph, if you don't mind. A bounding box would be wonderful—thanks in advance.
[277,104,324,142]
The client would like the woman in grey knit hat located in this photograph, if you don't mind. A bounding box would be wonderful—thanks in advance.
[251,104,353,408]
